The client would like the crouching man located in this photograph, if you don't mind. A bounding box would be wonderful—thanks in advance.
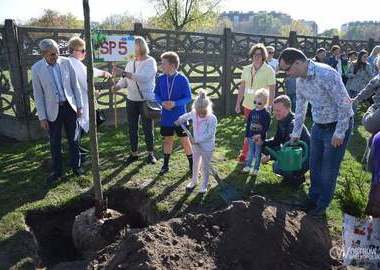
[259,95,310,187]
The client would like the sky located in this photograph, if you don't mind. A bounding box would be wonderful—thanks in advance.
[0,0,379,33]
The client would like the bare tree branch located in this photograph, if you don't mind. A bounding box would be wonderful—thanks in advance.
[174,0,179,29]
[163,0,178,29]
[152,0,221,31]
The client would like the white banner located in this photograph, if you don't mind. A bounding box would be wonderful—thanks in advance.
[94,35,135,62]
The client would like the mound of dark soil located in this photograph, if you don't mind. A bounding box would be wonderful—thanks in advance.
[89,196,336,270]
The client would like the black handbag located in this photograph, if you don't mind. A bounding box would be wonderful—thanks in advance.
[96,109,106,126]
[133,61,162,120]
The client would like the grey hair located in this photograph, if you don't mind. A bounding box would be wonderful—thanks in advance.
[39,39,59,53]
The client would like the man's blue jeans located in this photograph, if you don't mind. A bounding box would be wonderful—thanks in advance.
[309,122,351,211]
[246,137,262,170]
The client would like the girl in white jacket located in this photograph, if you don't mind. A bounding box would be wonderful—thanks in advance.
[175,90,217,193]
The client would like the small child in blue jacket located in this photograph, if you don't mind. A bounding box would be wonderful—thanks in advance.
[243,88,271,175]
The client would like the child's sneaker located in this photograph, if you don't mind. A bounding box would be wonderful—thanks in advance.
[186,181,196,190]
[242,166,251,172]
[199,185,208,194]
[249,168,258,176]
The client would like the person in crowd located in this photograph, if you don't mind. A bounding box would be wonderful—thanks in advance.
[352,57,380,135]
[242,88,271,175]
[313,48,326,63]
[266,46,279,71]
[365,131,380,217]
[327,45,349,84]
[341,52,350,85]
[113,36,158,165]
[346,50,374,99]
[235,43,276,163]
[368,45,380,73]
[154,51,193,174]
[175,90,217,193]
[284,76,297,112]
[279,48,353,218]
[347,50,358,64]
[68,36,112,164]
[32,39,83,183]
[260,95,310,187]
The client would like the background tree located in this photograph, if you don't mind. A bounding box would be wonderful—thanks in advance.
[98,12,138,30]
[149,0,222,31]
[251,12,283,35]
[319,28,340,38]
[280,20,314,36]
[219,11,315,36]
[25,9,83,28]
[341,21,380,40]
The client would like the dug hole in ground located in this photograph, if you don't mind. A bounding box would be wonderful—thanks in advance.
[67,194,340,270]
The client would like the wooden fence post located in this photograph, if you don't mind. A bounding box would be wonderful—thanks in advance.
[222,27,233,115]
[332,35,340,46]
[134,22,144,37]
[4,19,27,119]
[288,31,298,48]
[368,38,375,53]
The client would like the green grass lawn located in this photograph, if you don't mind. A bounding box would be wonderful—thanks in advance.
[0,111,372,269]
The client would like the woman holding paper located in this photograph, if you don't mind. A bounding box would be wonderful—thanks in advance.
[68,36,112,164]
[113,36,158,165]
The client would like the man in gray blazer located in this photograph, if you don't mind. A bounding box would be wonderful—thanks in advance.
[32,39,84,183]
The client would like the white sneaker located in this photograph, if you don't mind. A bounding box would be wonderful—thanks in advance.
[242,166,251,172]
[186,181,196,190]
[249,168,258,176]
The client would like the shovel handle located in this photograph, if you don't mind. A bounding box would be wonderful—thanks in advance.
[180,123,193,141]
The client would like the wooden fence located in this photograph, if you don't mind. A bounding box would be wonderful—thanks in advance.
[0,19,379,140]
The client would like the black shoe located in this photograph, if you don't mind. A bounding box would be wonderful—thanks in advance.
[125,154,138,165]
[300,199,317,213]
[147,153,157,164]
[289,175,306,188]
[308,207,326,220]
[282,176,291,185]
[297,175,306,184]
[47,173,62,184]
[72,167,85,176]
[160,165,169,175]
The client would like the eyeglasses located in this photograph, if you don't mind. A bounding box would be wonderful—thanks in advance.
[253,101,263,106]
[268,51,274,55]
[281,62,295,72]
[74,49,86,53]
[253,53,263,57]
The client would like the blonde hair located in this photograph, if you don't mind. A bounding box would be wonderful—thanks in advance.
[135,36,150,56]
[193,90,213,115]
[68,36,85,53]
[370,45,380,57]
[273,95,291,109]
[254,88,269,106]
